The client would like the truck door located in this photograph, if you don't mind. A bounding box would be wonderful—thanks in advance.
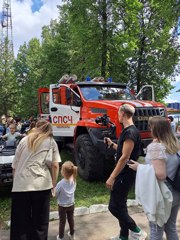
[136,85,155,101]
[49,84,81,138]
[38,88,50,120]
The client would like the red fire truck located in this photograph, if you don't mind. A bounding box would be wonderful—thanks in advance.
[38,75,167,181]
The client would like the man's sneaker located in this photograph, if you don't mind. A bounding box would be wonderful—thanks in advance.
[56,235,64,240]
[68,231,75,240]
[110,236,125,240]
[130,229,147,240]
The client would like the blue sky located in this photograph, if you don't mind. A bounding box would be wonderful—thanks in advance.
[31,0,43,13]
[5,0,61,56]
[17,0,43,12]
[165,78,180,103]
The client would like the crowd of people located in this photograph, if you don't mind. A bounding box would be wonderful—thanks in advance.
[0,115,38,146]
[1,108,180,240]
[0,115,36,135]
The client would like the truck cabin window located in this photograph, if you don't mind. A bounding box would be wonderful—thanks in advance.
[80,86,135,101]
[41,93,49,114]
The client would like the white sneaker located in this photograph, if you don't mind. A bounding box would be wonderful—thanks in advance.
[130,229,147,240]
[56,235,64,240]
[110,236,121,240]
[68,231,75,240]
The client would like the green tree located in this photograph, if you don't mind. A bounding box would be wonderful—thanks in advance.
[14,39,44,117]
[61,0,113,79]
[41,19,71,85]
[0,38,17,116]
[13,0,180,114]
[60,0,180,100]
[119,0,180,99]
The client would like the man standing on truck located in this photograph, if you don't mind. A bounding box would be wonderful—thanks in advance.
[105,104,147,240]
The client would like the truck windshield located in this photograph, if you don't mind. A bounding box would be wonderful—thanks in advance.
[80,86,135,100]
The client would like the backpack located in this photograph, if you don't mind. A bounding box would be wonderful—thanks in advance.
[167,153,180,192]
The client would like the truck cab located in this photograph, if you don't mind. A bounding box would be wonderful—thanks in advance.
[38,76,167,181]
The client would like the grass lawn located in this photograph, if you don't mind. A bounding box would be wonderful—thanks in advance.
[0,149,135,228]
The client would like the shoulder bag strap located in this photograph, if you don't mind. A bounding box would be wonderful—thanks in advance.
[50,137,53,150]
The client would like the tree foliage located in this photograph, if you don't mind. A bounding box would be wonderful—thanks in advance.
[14,39,43,117]
[0,39,17,116]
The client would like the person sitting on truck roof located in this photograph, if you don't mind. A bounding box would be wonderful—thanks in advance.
[1,123,22,147]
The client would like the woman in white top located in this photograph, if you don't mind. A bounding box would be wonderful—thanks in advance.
[10,120,61,240]
[129,116,180,240]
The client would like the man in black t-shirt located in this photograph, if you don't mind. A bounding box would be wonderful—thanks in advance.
[105,104,147,240]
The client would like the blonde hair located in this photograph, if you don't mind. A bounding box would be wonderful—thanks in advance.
[149,116,180,154]
[27,119,53,152]
[119,104,135,118]
[62,161,78,182]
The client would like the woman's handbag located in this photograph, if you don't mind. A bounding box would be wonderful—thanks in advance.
[44,138,53,168]
[167,153,180,192]
[173,164,180,192]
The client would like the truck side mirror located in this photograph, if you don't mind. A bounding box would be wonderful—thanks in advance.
[136,85,155,101]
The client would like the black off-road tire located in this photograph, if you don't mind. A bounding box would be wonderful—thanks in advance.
[74,134,104,181]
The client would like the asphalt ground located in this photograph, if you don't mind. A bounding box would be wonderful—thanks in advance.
[1,206,180,240]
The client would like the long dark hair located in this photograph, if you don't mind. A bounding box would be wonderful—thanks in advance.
[149,116,180,154]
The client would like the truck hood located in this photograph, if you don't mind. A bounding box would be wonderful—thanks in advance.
[86,99,165,109]
[0,155,14,164]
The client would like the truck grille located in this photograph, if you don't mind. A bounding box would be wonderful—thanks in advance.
[133,107,166,131]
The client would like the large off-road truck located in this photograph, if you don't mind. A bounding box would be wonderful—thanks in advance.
[38,75,167,181]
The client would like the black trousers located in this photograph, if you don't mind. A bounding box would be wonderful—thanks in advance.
[109,173,137,238]
[10,189,51,240]
[58,205,74,238]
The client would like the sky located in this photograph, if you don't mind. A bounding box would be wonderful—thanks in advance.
[0,0,61,56]
[165,76,180,103]
[0,0,180,104]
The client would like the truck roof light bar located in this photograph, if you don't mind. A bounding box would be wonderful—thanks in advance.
[85,76,113,83]
[86,76,91,81]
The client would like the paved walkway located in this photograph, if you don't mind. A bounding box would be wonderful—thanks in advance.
[1,206,180,240]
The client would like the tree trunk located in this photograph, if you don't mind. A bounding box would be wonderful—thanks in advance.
[100,0,108,78]
[136,36,145,92]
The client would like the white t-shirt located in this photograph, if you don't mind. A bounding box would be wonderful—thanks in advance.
[12,136,61,192]
[145,142,180,180]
